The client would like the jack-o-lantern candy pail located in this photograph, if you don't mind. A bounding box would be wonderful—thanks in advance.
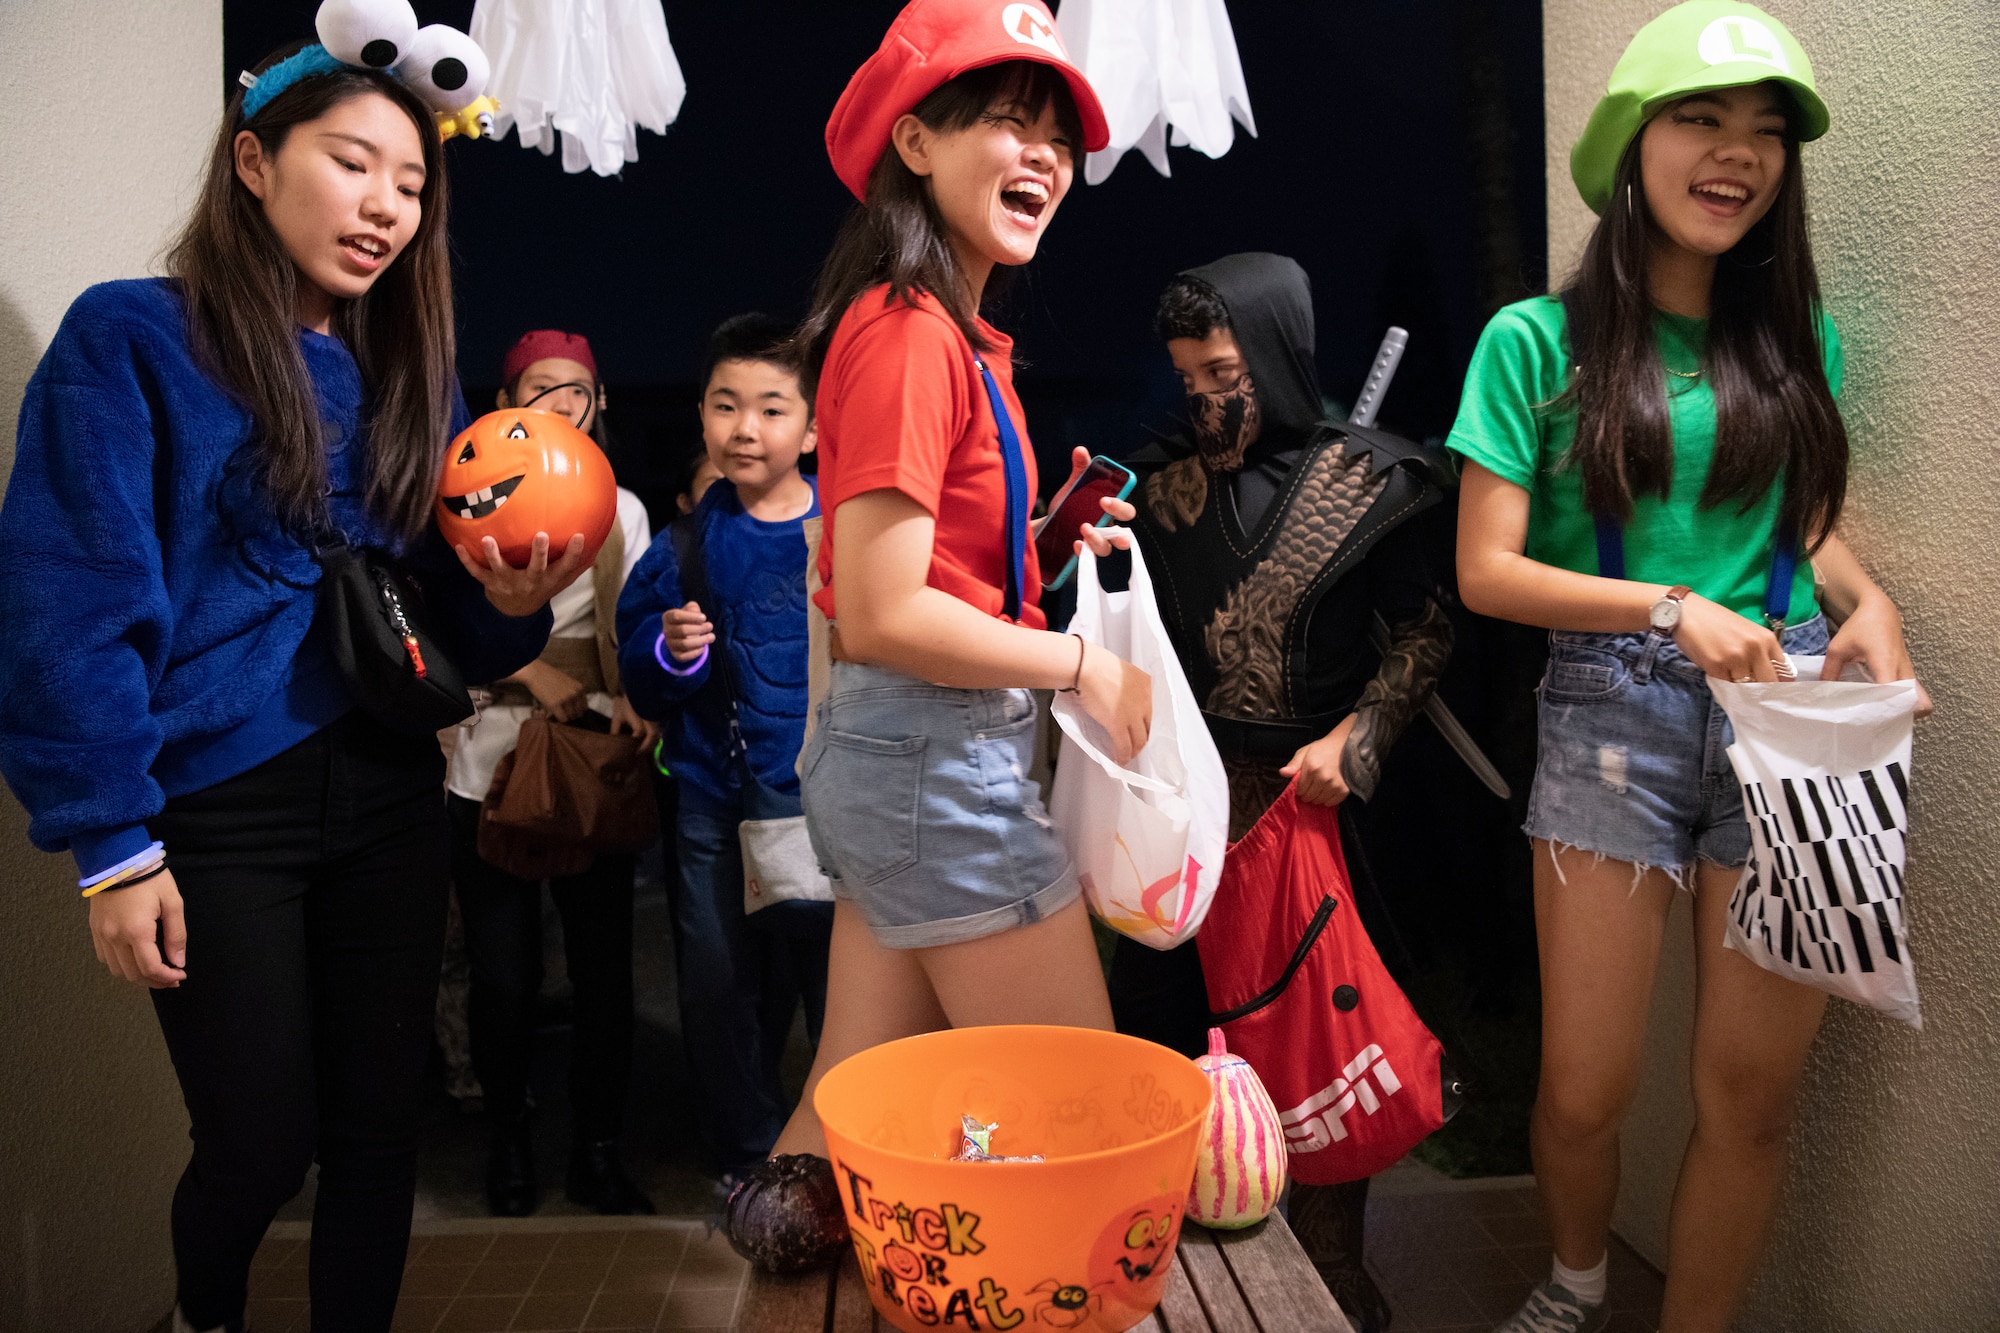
[436,409,617,568]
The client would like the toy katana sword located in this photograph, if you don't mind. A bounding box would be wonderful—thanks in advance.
[1352,327,1512,802]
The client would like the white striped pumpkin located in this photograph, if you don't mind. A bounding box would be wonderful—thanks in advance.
[1188,1027,1286,1228]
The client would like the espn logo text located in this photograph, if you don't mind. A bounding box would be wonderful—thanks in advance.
[1278,1045,1402,1154]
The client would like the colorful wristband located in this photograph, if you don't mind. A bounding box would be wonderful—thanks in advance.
[655,633,709,677]
[79,841,165,896]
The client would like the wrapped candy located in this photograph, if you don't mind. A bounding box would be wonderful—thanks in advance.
[952,1115,1045,1164]
[1059,0,1257,185]
[469,0,686,176]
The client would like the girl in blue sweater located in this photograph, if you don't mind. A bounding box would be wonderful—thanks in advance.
[0,40,581,1333]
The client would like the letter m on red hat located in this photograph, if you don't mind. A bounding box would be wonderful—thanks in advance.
[1001,1,1066,55]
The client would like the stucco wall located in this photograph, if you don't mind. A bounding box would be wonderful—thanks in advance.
[1543,2,2000,1327]
[0,5,221,1330]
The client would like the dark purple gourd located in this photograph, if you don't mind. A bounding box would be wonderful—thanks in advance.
[722,1153,850,1273]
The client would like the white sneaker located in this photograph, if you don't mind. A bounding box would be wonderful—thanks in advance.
[1493,1280,1609,1333]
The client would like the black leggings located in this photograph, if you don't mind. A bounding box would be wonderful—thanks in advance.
[148,712,450,1333]
[446,794,635,1141]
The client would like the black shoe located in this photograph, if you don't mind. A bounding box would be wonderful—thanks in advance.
[485,1113,539,1218]
[1317,1257,1393,1333]
[1290,1178,1391,1333]
[566,1140,656,1215]
[721,1154,849,1274]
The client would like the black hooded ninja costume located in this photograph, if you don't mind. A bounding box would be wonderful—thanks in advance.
[1120,252,1454,834]
[1106,253,1454,1330]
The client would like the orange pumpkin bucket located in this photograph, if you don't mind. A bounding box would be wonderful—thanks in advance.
[814,1025,1211,1333]
[436,408,617,568]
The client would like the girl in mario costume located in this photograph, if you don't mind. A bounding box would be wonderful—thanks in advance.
[721,0,1153,1272]
[1452,5,1922,1329]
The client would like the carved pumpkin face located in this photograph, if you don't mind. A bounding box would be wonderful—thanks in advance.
[436,409,616,568]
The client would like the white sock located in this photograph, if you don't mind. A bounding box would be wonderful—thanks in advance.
[1551,1254,1608,1306]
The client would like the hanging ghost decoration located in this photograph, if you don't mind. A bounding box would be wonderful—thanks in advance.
[1060,0,1256,185]
[469,0,687,177]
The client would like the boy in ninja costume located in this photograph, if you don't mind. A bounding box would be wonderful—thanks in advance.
[1106,253,1453,1331]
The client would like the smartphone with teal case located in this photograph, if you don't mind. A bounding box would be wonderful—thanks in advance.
[1033,455,1138,590]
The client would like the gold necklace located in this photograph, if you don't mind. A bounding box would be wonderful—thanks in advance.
[1666,365,1702,379]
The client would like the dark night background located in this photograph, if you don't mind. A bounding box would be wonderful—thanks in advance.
[229,0,1552,1175]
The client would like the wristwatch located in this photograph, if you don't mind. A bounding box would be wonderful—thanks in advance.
[1650,585,1692,632]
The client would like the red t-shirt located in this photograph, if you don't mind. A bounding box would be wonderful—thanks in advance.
[812,284,1046,629]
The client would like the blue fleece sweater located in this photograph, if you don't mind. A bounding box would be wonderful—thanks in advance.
[615,480,816,806]
[0,279,552,879]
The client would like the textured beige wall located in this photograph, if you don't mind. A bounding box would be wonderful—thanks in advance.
[1544,2,2000,1327]
[0,4,221,1330]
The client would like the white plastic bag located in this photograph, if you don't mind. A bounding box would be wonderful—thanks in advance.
[1709,657,1922,1028]
[1049,537,1228,949]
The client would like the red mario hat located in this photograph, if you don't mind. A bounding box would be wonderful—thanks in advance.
[825,0,1110,201]
[501,330,598,386]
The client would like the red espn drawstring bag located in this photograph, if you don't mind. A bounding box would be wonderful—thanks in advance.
[1197,783,1445,1185]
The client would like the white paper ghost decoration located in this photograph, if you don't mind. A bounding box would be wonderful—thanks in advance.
[469,0,687,177]
[1059,0,1256,185]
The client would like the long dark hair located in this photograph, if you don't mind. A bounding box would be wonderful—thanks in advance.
[166,45,455,546]
[1557,99,1846,548]
[795,61,1082,394]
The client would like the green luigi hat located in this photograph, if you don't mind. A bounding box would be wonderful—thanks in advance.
[1571,0,1828,214]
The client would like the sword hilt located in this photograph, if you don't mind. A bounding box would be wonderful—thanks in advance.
[1349,326,1408,430]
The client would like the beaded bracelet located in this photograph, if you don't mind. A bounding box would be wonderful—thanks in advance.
[654,633,709,677]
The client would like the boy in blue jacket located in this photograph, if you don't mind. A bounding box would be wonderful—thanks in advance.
[616,315,828,1184]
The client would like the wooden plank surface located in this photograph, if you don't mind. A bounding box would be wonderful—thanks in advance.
[1207,1213,1357,1333]
[830,1250,878,1333]
[735,1261,832,1333]
[737,1211,1353,1333]
[1174,1227,1261,1333]
[1148,1252,1207,1332]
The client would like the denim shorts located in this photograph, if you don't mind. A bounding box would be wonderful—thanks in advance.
[1525,615,1830,879]
[798,660,1078,949]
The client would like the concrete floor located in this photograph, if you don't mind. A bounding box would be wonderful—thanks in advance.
[1366,1162,1664,1332]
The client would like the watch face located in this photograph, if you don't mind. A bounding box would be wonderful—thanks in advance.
[1651,599,1681,631]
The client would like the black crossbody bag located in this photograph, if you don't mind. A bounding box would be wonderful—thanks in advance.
[318,542,474,737]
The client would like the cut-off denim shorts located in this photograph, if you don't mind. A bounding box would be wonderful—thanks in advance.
[1526,614,1830,881]
[798,659,1079,949]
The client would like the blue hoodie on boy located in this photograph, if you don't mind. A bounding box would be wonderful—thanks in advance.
[614,479,817,807]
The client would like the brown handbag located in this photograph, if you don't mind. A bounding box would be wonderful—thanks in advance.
[477,714,658,881]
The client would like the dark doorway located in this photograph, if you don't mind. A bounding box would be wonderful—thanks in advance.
[227,0,1549,1186]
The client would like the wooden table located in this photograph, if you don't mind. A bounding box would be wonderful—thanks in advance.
[736,1213,1358,1333]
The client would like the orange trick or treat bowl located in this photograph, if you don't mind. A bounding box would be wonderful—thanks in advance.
[436,408,617,568]
[813,1025,1212,1333]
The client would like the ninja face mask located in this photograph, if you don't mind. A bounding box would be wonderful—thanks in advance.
[1187,374,1260,472]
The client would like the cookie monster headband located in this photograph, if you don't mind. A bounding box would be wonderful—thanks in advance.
[239,0,498,141]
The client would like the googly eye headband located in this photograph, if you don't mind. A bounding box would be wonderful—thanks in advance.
[238,0,498,141]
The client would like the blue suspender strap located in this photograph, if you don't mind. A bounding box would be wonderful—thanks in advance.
[1764,529,1798,631]
[974,355,1030,621]
[1596,512,1798,630]
[1593,512,1626,581]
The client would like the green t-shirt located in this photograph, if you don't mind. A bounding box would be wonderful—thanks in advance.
[1446,295,1843,625]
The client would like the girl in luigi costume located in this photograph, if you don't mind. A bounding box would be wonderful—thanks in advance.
[1451,4,1924,1330]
